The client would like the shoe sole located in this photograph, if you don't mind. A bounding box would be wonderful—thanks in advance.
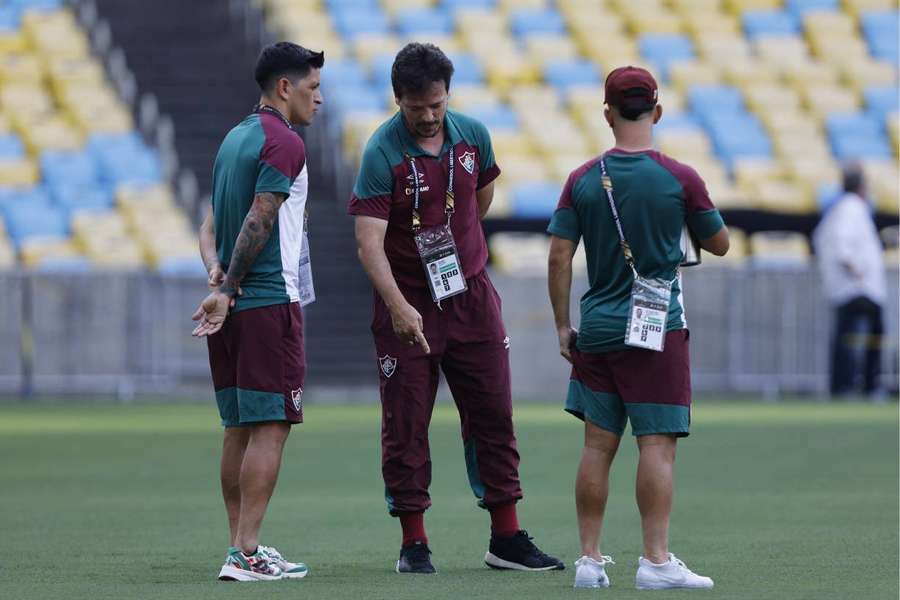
[635,581,714,590]
[280,570,308,579]
[395,560,437,575]
[575,581,610,588]
[217,565,282,582]
[484,552,564,572]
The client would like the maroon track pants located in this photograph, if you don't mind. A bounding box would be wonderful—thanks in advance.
[371,270,523,515]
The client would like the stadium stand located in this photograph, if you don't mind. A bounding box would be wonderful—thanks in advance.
[258,0,898,274]
[0,0,198,271]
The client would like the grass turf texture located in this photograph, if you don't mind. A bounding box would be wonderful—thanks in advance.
[1,399,897,600]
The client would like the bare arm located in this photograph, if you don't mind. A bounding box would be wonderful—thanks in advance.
[700,226,730,257]
[548,235,578,363]
[354,216,430,353]
[476,181,495,219]
[191,192,285,337]
[198,206,225,290]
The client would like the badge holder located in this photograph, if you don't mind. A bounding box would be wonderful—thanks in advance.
[600,157,676,353]
[407,147,467,303]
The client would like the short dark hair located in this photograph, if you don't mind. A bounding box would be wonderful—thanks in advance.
[617,88,656,121]
[391,43,454,99]
[842,163,865,195]
[254,42,324,92]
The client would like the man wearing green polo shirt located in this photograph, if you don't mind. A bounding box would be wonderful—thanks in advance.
[548,66,729,590]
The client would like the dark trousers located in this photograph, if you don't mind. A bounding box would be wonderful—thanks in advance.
[831,296,884,395]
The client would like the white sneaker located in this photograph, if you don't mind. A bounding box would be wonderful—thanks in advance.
[574,555,614,588]
[259,545,309,579]
[635,553,713,590]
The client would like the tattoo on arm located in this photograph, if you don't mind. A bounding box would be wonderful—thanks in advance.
[220,192,285,296]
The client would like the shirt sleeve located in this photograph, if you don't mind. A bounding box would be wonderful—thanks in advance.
[680,164,724,240]
[255,132,305,197]
[348,140,394,220]
[546,169,581,242]
[472,119,501,190]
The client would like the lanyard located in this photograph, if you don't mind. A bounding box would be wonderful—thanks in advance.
[406,144,455,232]
[255,104,292,129]
[599,156,635,271]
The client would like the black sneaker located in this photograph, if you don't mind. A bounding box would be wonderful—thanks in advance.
[396,541,436,574]
[484,530,564,571]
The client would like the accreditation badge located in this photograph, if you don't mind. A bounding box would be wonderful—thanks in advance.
[414,223,467,302]
[624,273,672,352]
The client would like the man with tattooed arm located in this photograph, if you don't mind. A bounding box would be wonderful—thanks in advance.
[191,42,323,582]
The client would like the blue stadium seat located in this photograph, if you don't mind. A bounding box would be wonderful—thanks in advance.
[332,9,389,39]
[98,149,162,186]
[370,54,396,91]
[447,53,484,85]
[816,182,842,212]
[40,151,99,186]
[0,186,50,208]
[157,256,207,276]
[9,0,63,10]
[509,9,566,37]
[688,85,745,117]
[0,135,24,159]
[441,0,496,9]
[639,34,694,81]
[35,257,94,273]
[704,113,772,165]
[396,8,454,36]
[321,60,369,93]
[330,86,387,117]
[831,134,892,161]
[861,11,900,66]
[654,112,702,133]
[465,105,519,130]
[50,185,114,213]
[784,0,838,18]
[3,203,68,246]
[826,113,883,140]
[510,182,562,218]
[864,86,899,122]
[742,10,799,39]
[543,59,601,90]
[0,6,18,32]
[326,0,379,10]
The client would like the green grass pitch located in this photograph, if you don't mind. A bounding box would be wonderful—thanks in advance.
[1,399,897,600]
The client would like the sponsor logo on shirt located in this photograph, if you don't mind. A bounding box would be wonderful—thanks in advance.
[404,171,429,195]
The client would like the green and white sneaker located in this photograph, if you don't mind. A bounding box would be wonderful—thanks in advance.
[260,545,309,579]
[218,546,283,581]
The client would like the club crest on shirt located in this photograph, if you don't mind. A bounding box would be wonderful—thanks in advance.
[459,151,475,175]
[290,387,303,412]
[404,171,429,195]
[379,355,398,378]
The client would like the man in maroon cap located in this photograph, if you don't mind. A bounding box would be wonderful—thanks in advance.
[547,66,730,589]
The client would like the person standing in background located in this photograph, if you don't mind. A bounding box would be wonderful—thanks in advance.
[813,164,887,398]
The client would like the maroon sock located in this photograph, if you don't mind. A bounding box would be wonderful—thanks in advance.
[399,511,427,546]
[489,503,520,538]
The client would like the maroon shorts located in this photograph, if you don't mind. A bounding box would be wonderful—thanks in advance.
[371,270,522,515]
[567,330,691,437]
[206,302,306,427]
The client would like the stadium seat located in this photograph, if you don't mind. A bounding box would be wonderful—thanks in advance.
[748,231,811,268]
[785,0,839,18]
[509,8,566,37]
[446,53,485,85]
[639,34,694,79]
[543,58,601,90]
[510,181,562,217]
[489,232,552,275]
[395,8,454,36]
[743,10,800,38]
[3,202,67,247]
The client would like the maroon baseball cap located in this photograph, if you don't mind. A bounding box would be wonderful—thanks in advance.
[604,66,658,109]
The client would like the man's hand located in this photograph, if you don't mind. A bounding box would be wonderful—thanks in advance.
[558,326,577,364]
[390,301,430,354]
[191,290,235,337]
[207,263,225,291]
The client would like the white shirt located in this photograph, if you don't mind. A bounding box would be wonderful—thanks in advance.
[813,193,887,306]
[279,163,315,306]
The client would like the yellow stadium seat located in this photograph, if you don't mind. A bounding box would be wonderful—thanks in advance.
[559,0,618,22]
[840,60,897,96]
[801,84,860,120]
[0,30,27,53]
[0,53,44,85]
[732,158,783,193]
[533,121,593,157]
[567,12,626,39]
[382,0,436,15]
[352,34,402,66]
[484,182,511,217]
[758,111,822,138]
[723,0,781,13]
[449,84,502,111]
[278,11,332,35]
[754,37,811,70]
[656,129,714,159]
[626,11,684,34]
[702,226,748,264]
[86,238,147,268]
[0,239,14,269]
[489,232,551,276]
[862,160,900,215]
[20,117,84,154]
[804,10,856,37]
[0,84,53,120]
[771,133,832,161]
[550,152,592,180]
[69,103,134,135]
[781,61,839,90]
[889,112,899,152]
[46,57,106,97]
[744,85,803,114]
[491,130,536,157]
[498,0,550,12]
[499,153,552,183]
[684,13,741,39]
[657,85,685,112]
[668,61,721,93]
[723,59,778,89]
[611,0,664,10]
[400,35,461,54]
[282,31,345,60]
[784,156,840,197]
[671,0,725,13]
[581,117,618,153]
[694,33,752,64]
[0,157,39,186]
[19,237,82,268]
[809,36,870,69]
[577,34,639,65]
[263,0,322,11]
[754,180,815,214]
[116,183,176,208]
[72,211,129,239]
[508,85,562,112]
[341,111,393,159]
[523,35,580,67]
[706,178,752,209]
[456,9,507,36]
[749,231,811,266]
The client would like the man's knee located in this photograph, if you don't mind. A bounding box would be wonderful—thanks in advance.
[584,421,621,454]
[636,434,677,461]
[249,421,292,446]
